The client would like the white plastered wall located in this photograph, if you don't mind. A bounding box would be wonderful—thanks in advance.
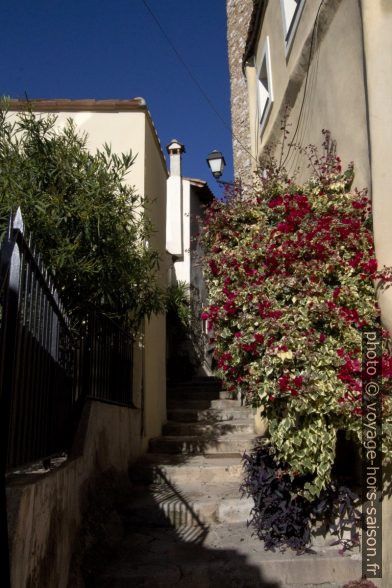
[172,178,191,285]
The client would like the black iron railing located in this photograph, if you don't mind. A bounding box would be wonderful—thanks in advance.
[0,209,135,587]
[0,209,135,471]
[0,209,76,587]
[81,310,134,407]
[0,209,77,471]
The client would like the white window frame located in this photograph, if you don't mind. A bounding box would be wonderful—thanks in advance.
[280,0,305,56]
[257,36,273,131]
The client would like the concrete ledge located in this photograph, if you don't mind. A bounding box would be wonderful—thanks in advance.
[6,399,143,588]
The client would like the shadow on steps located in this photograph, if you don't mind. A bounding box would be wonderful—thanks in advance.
[86,467,280,588]
[156,376,255,458]
[74,377,276,587]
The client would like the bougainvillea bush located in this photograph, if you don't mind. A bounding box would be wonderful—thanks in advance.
[201,134,392,500]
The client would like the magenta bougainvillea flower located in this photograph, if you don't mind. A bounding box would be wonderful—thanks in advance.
[200,134,392,498]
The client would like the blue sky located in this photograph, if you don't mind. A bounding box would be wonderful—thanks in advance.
[0,0,234,194]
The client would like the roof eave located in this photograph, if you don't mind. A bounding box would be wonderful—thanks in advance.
[184,177,215,203]
[7,98,168,176]
[6,98,146,112]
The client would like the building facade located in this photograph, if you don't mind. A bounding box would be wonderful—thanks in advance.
[227,0,254,183]
[227,1,392,583]
[6,98,170,587]
[227,0,392,329]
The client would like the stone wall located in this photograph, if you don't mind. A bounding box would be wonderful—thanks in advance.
[7,400,144,588]
[226,0,254,184]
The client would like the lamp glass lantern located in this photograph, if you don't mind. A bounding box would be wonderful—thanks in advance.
[206,150,226,179]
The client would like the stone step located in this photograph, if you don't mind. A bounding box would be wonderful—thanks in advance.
[167,388,235,401]
[167,407,254,423]
[129,454,245,485]
[123,482,253,528]
[167,384,222,394]
[167,398,214,410]
[169,377,221,387]
[125,481,360,552]
[124,483,354,549]
[209,399,242,409]
[162,420,254,436]
[166,398,242,410]
[149,434,254,455]
[311,518,361,550]
[96,522,361,587]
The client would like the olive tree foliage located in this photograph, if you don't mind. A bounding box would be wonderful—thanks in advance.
[0,104,165,331]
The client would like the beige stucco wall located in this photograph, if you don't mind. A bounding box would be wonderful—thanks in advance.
[142,114,168,444]
[65,109,169,448]
[52,111,147,194]
[246,0,370,192]
[7,400,142,588]
[7,108,168,449]
[48,112,149,425]
[361,0,392,335]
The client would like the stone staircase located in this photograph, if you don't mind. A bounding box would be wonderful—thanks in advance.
[95,377,362,587]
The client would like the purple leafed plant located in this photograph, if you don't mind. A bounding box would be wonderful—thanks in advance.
[241,440,363,553]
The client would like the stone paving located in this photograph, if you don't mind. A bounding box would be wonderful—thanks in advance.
[94,377,362,587]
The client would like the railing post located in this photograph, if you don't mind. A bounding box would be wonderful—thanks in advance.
[82,314,92,401]
[51,288,60,361]
[0,210,23,588]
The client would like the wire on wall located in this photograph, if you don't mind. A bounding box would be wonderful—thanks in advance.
[280,0,325,170]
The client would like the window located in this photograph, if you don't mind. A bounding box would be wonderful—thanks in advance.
[257,37,273,130]
[281,0,305,52]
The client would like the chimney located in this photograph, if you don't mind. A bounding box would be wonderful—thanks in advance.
[166,139,185,256]
[166,139,185,177]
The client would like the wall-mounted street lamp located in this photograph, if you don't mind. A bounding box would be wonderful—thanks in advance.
[206,150,226,179]
[206,150,234,187]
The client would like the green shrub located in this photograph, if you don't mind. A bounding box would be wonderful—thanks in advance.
[201,133,392,498]
[0,104,164,330]
[165,281,191,329]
